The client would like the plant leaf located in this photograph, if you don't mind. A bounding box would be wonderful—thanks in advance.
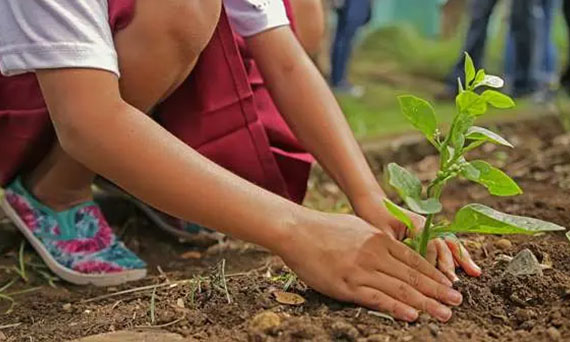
[481,90,515,109]
[386,163,421,199]
[462,160,522,196]
[405,197,443,215]
[475,75,505,89]
[456,91,487,116]
[461,161,481,180]
[397,95,438,142]
[383,198,414,232]
[436,203,566,235]
[567,231,570,243]
[386,163,442,215]
[464,52,476,87]
[474,69,486,85]
[465,126,513,148]
[451,115,475,151]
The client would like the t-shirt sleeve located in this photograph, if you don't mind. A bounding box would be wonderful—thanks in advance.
[0,0,119,77]
[224,0,290,37]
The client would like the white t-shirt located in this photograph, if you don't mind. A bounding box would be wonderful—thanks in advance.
[0,0,289,77]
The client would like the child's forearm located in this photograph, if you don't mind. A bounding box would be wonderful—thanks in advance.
[37,69,306,255]
[247,27,384,206]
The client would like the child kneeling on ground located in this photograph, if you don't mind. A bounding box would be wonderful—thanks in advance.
[0,0,480,322]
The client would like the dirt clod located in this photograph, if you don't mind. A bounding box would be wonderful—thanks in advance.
[366,335,389,342]
[495,239,513,250]
[330,321,360,341]
[249,311,281,333]
[546,327,561,341]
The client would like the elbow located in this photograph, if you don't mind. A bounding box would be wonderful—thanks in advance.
[51,99,125,160]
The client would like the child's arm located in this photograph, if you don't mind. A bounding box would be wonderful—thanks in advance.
[246,27,481,278]
[36,68,461,322]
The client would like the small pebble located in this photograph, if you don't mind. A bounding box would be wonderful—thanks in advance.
[176,298,185,308]
[495,239,512,250]
[62,303,72,311]
[428,323,440,336]
[0,331,6,341]
[547,327,561,341]
[402,336,413,342]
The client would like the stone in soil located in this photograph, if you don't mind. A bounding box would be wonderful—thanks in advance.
[505,248,543,277]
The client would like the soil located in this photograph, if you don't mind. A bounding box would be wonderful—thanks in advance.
[0,115,569,342]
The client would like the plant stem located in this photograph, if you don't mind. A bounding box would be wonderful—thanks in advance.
[419,214,433,257]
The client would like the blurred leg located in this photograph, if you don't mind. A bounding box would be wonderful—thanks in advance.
[510,0,540,96]
[330,0,371,87]
[445,0,499,89]
[560,0,570,90]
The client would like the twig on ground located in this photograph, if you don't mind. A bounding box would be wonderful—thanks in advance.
[0,323,22,330]
[83,267,252,304]
[149,287,157,325]
[136,315,186,329]
[367,310,395,322]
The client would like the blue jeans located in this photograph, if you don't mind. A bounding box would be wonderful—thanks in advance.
[446,0,499,88]
[330,0,372,87]
[447,0,538,94]
[505,0,556,95]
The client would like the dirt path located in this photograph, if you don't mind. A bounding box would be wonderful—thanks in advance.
[0,116,569,342]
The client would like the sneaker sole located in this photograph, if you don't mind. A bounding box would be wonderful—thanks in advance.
[1,197,147,287]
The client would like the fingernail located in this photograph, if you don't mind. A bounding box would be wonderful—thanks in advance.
[436,306,452,322]
[448,290,463,305]
[471,261,482,273]
[445,270,460,283]
[404,309,419,322]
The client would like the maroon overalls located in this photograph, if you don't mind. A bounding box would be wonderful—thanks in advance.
[0,0,313,204]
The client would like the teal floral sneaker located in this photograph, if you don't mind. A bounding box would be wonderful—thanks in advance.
[0,178,147,286]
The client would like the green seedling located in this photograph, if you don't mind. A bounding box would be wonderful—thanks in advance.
[0,279,17,314]
[385,52,567,257]
[11,241,28,283]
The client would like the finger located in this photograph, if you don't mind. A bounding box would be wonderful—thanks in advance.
[426,241,437,266]
[436,239,459,283]
[388,241,453,287]
[407,214,426,239]
[354,287,419,322]
[379,256,462,307]
[444,237,482,277]
[363,273,454,322]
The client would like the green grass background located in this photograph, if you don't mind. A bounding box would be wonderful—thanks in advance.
[338,11,570,139]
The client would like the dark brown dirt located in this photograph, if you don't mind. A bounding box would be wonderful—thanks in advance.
[1,116,569,342]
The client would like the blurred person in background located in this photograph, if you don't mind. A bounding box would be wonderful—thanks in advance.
[561,0,570,93]
[437,0,539,100]
[504,0,557,99]
[330,0,372,97]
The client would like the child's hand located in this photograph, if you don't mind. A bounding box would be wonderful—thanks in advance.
[279,212,463,322]
[353,197,481,282]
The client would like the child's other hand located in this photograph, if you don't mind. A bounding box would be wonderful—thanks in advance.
[353,197,481,282]
[279,212,463,322]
